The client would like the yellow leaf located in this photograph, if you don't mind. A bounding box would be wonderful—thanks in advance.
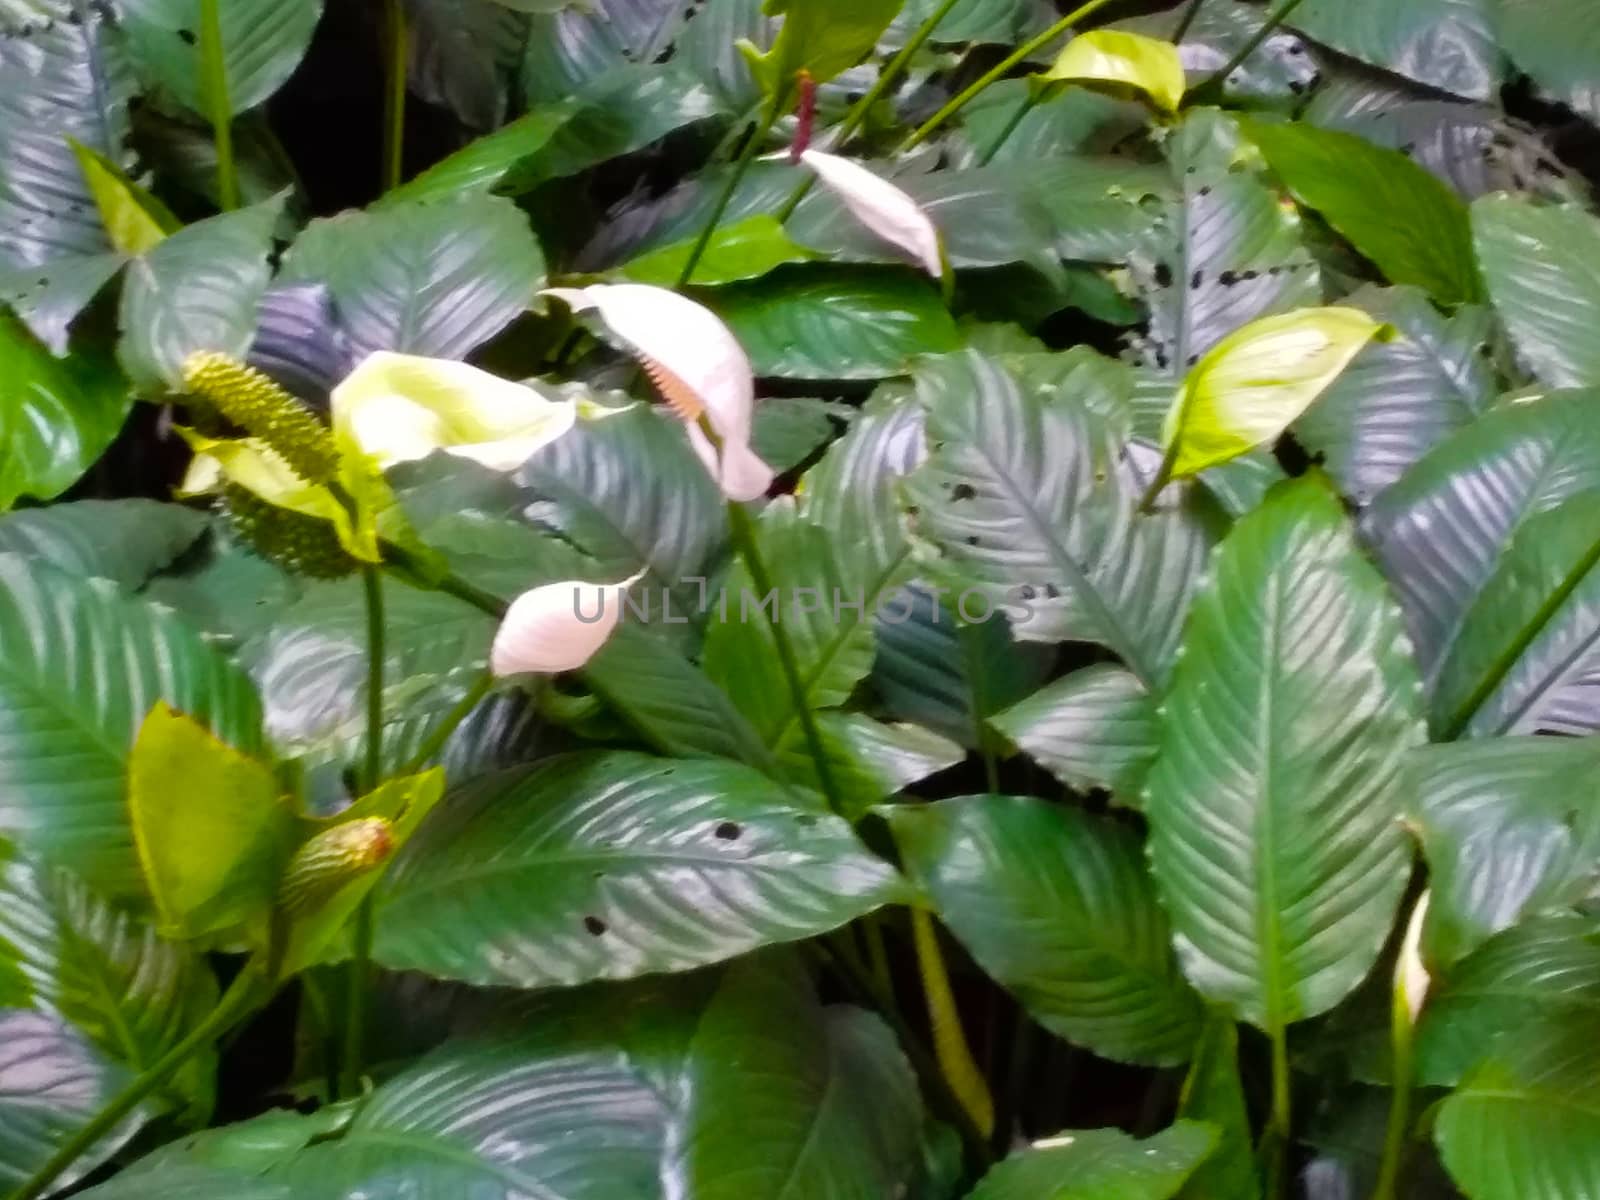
[69,138,177,256]
[1043,30,1187,114]
[1161,307,1386,480]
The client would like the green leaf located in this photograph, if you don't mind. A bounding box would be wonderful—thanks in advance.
[1497,0,1600,124]
[373,751,902,987]
[1431,491,1600,737]
[1287,0,1500,100]
[967,1121,1218,1200]
[745,0,903,88]
[0,501,206,590]
[69,138,177,256]
[0,314,132,509]
[1410,738,1600,965]
[0,852,220,1119]
[1417,915,1600,1088]
[117,196,285,391]
[0,553,263,896]
[121,0,324,113]
[902,351,1221,685]
[887,0,1036,47]
[990,665,1157,803]
[1363,390,1600,691]
[621,214,814,285]
[1472,197,1600,388]
[1244,121,1481,306]
[407,0,527,129]
[1435,1013,1600,1200]
[890,795,1203,1065]
[1175,1017,1259,1199]
[1042,30,1187,113]
[1146,474,1426,1030]
[1293,286,1495,505]
[0,1011,145,1194]
[281,193,544,360]
[1158,307,1385,481]
[1118,2,1319,106]
[751,395,838,472]
[709,269,960,380]
[127,703,293,941]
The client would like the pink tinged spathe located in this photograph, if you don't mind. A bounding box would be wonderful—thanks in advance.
[489,574,643,677]
[797,149,943,279]
[541,284,775,501]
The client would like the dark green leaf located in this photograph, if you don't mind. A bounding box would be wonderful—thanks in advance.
[121,0,323,113]
[1288,0,1500,100]
[0,316,131,509]
[1244,120,1481,305]
[967,1121,1218,1200]
[1497,0,1600,124]
[373,751,902,986]
[281,193,544,360]
[890,795,1203,1065]
[1175,1017,1259,1199]
[709,269,961,380]
[0,553,263,896]
[990,665,1157,803]
[1146,474,1425,1029]
[0,500,207,590]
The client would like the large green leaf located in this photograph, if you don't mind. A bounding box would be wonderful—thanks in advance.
[0,316,131,510]
[117,196,285,390]
[990,665,1157,803]
[281,193,544,360]
[0,553,263,896]
[890,795,1202,1066]
[1497,0,1600,124]
[709,269,960,380]
[1130,119,1320,375]
[0,852,219,1118]
[1119,1,1319,106]
[1417,915,1600,1088]
[408,0,527,129]
[0,1010,144,1194]
[1362,391,1600,691]
[902,351,1220,686]
[1244,120,1481,306]
[1294,286,1495,505]
[746,0,902,88]
[373,751,902,987]
[1431,491,1600,737]
[1435,1013,1600,1200]
[0,501,206,590]
[121,0,323,113]
[521,0,695,96]
[1472,197,1600,388]
[1410,738,1600,964]
[1146,474,1425,1030]
[967,1122,1218,1200]
[1288,0,1500,99]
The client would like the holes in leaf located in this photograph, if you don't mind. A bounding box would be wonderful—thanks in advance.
[714,821,742,841]
[951,483,976,501]
[584,915,608,936]
[176,27,195,44]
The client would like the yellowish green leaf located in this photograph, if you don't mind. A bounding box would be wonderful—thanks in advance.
[1043,30,1187,114]
[68,138,178,256]
[1160,307,1386,479]
[128,702,295,941]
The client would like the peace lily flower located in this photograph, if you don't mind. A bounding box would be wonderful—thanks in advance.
[330,351,576,473]
[542,283,775,501]
[794,149,944,279]
[489,573,644,677]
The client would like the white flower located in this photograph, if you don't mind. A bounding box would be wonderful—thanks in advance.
[542,284,775,501]
[797,149,943,279]
[1397,891,1432,1025]
[331,351,576,473]
[489,574,642,677]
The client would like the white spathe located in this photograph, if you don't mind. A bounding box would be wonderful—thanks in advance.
[798,149,943,279]
[490,575,640,677]
[542,283,776,501]
[332,351,576,472]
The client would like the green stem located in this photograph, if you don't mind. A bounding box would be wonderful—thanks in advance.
[774,0,966,223]
[362,567,385,791]
[1260,1021,1292,1199]
[341,900,373,1098]
[197,0,238,210]
[1173,0,1208,42]
[1138,441,1179,513]
[676,85,790,287]
[1373,894,1426,1200]
[403,672,495,774]
[8,964,265,1200]
[723,499,846,813]
[1193,0,1308,98]
[381,0,408,191]
[901,0,1119,150]
[958,621,1000,791]
[912,908,995,1140]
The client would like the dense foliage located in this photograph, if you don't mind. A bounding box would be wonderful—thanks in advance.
[0,0,1598,1197]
